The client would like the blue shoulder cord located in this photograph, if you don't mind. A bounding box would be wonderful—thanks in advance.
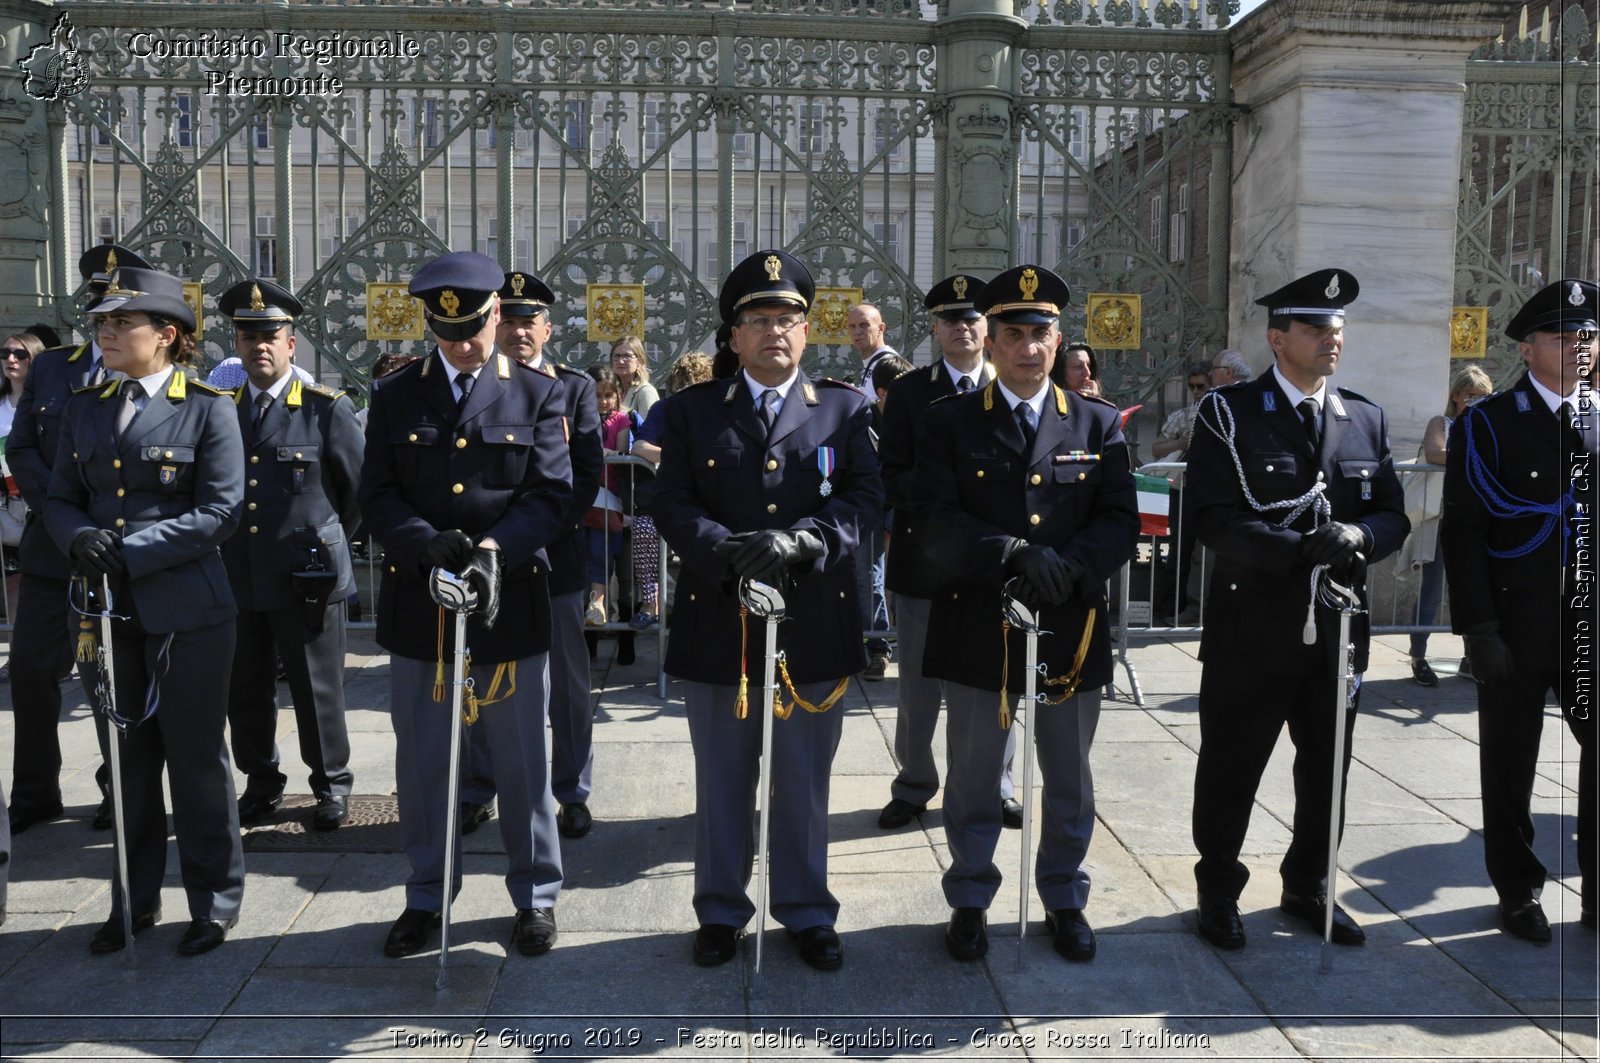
[1460,404,1573,562]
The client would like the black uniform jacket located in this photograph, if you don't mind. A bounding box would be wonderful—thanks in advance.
[11,342,98,580]
[44,370,244,633]
[535,362,603,598]
[880,358,993,599]
[221,376,365,611]
[359,350,573,664]
[1184,369,1409,675]
[914,382,1139,693]
[650,372,883,685]
[1442,371,1596,667]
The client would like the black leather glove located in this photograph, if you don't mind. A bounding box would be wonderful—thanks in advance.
[460,545,503,629]
[1004,543,1074,606]
[70,529,125,577]
[1463,628,1514,686]
[424,529,476,573]
[728,529,825,586]
[1300,522,1368,569]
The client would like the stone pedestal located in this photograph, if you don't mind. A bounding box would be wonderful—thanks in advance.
[1227,0,1519,450]
[0,0,73,339]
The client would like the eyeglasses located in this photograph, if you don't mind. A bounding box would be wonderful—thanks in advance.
[611,351,637,361]
[0,347,30,361]
[736,313,806,334]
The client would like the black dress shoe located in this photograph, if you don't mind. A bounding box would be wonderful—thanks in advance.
[1001,798,1024,830]
[1410,657,1439,687]
[384,908,442,957]
[177,916,237,957]
[1197,896,1245,950]
[1280,890,1365,946]
[236,788,285,826]
[877,797,926,829]
[789,925,843,971]
[312,795,348,832]
[512,908,557,956]
[693,924,742,967]
[945,907,988,961]
[9,800,64,834]
[1499,899,1552,943]
[557,802,593,839]
[92,796,114,831]
[89,907,161,954]
[460,800,495,836]
[1044,908,1096,962]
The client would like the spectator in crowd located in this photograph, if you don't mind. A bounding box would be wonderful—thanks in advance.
[710,322,739,380]
[0,332,44,644]
[1150,363,1213,625]
[586,368,631,626]
[1399,363,1492,685]
[869,353,914,410]
[1054,340,1101,398]
[847,303,898,389]
[611,336,659,417]
[25,324,63,349]
[1209,348,1250,388]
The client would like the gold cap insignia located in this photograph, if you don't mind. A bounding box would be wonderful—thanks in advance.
[1572,282,1587,307]
[953,276,968,300]
[1325,273,1341,299]
[764,255,782,282]
[511,274,526,296]
[249,283,265,312]
[1019,268,1039,301]
[106,249,118,271]
[440,289,460,316]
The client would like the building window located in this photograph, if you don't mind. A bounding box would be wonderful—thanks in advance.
[256,214,276,276]
[643,99,666,153]
[415,99,443,151]
[174,95,193,148]
[871,217,901,264]
[1147,194,1163,252]
[1169,181,1189,263]
[871,104,902,160]
[98,216,116,246]
[253,114,271,150]
[1068,107,1088,162]
[320,211,360,258]
[797,103,824,155]
[92,93,117,147]
[563,100,591,154]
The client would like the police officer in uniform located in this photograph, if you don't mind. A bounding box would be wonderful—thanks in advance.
[1442,278,1599,940]
[7,245,150,833]
[914,265,1138,962]
[651,250,882,970]
[1184,269,1408,950]
[45,265,246,956]
[359,251,572,959]
[459,270,604,840]
[219,280,363,832]
[875,274,1022,832]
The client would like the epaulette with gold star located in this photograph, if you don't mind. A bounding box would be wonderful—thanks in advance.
[187,379,230,397]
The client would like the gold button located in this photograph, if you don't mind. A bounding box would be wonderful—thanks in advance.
[250,526,259,534]
[1077,472,1086,481]
[1030,514,1041,525]
[250,456,259,464]
[976,470,985,478]
[248,479,257,487]
[247,502,257,511]
[113,459,121,469]
[409,433,419,442]
[164,450,173,459]
[1031,473,1042,485]
[114,518,124,528]
[707,459,715,468]
[505,433,515,442]
[766,503,777,514]
[452,483,465,494]
[116,488,125,498]
[456,438,467,449]
[766,459,778,471]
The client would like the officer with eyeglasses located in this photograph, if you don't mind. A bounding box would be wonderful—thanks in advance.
[650,249,883,971]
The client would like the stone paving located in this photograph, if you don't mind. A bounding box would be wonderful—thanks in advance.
[0,627,1595,1060]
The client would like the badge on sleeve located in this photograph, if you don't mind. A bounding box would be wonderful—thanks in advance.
[1263,391,1276,413]
[160,465,177,485]
[817,446,835,497]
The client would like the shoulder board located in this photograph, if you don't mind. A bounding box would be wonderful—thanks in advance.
[813,377,859,390]
[554,364,587,381]
[924,391,964,409]
[65,342,90,363]
[305,382,345,400]
[71,381,105,395]
[1333,385,1377,406]
[187,378,229,397]
[1080,393,1118,410]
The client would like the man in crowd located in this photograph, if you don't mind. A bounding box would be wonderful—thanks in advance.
[1150,362,1215,626]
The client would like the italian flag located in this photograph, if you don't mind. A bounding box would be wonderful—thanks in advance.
[1134,473,1170,537]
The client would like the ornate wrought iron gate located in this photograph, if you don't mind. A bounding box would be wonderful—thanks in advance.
[55,0,1234,402]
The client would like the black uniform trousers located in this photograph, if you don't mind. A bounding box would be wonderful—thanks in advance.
[1193,662,1359,901]
[99,613,244,922]
[1477,660,1596,912]
[8,573,86,809]
[227,599,352,801]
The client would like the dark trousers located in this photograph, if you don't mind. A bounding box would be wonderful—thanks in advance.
[97,616,244,922]
[1476,657,1595,911]
[227,600,353,800]
[8,573,102,810]
[1153,487,1198,615]
[1192,663,1359,901]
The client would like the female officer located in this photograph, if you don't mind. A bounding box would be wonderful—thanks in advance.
[45,266,246,957]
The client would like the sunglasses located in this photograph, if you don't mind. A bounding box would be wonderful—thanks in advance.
[0,347,30,361]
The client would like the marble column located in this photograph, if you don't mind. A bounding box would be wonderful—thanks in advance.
[935,0,1023,277]
[1227,0,1520,449]
[0,0,73,339]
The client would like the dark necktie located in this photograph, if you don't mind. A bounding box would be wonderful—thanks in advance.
[956,374,974,393]
[114,380,139,440]
[759,389,780,435]
[1015,401,1037,453]
[1297,398,1322,452]
[253,391,273,428]
[456,372,474,412]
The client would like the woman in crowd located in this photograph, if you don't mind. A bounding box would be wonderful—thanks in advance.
[610,336,659,417]
[44,267,246,957]
[0,331,44,649]
[1401,363,1492,685]
[1054,340,1102,398]
[586,368,632,626]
